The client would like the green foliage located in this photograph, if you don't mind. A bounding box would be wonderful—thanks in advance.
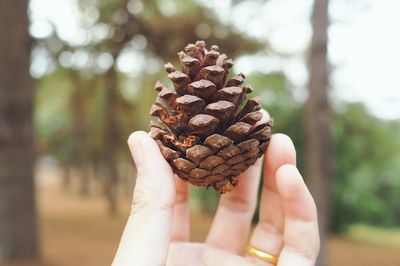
[191,186,219,213]
[332,103,400,231]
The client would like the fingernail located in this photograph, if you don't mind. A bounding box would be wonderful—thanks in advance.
[128,135,144,171]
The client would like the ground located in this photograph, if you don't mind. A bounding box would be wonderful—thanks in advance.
[1,168,399,266]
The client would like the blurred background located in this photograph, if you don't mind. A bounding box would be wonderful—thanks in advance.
[0,0,399,265]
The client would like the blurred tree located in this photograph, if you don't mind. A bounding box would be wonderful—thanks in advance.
[68,70,92,196]
[0,0,38,261]
[305,0,332,265]
[102,66,122,215]
[34,70,75,190]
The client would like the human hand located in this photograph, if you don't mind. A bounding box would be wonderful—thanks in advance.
[113,128,319,265]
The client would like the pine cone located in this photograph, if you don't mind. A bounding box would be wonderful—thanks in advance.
[149,41,273,193]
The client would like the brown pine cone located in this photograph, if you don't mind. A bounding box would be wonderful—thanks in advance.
[149,41,273,193]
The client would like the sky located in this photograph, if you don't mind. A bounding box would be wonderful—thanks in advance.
[29,0,400,120]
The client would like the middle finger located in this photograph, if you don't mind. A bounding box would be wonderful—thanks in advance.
[206,158,262,253]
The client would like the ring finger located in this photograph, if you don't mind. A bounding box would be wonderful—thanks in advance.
[247,134,297,265]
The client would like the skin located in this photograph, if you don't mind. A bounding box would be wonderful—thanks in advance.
[113,112,320,266]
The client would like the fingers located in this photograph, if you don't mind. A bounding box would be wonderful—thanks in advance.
[206,159,262,253]
[113,131,176,266]
[205,109,270,253]
[275,165,319,266]
[171,175,190,242]
[248,134,296,264]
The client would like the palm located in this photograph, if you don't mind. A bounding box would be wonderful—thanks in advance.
[168,242,252,265]
[165,134,318,266]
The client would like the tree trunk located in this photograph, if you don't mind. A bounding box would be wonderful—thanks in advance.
[305,0,332,265]
[62,165,72,191]
[0,0,39,261]
[69,71,91,196]
[103,67,120,216]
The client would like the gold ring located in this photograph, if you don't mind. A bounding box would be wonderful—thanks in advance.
[246,245,278,265]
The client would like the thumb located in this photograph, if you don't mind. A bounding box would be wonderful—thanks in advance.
[113,131,176,266]
[129,131,176,213]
